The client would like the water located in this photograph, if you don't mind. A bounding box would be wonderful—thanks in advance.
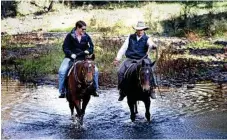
[1,78,227,139]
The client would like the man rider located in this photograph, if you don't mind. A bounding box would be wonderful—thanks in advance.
[113,21,157,101]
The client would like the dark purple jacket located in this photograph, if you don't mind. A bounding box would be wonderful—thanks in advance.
[63,28,94,60]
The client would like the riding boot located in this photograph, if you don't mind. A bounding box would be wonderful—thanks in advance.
[92,90,99,97]
[59,88,66,98]
[90,82,99,97]
[59,94,65,98]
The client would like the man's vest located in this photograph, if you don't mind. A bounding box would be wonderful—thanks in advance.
[125,33,149,60]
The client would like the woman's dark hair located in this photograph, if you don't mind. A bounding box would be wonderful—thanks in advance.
[75,20,86,28]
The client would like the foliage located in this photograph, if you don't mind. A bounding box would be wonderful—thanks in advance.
[3,41,63,82]
[186,40,223,49]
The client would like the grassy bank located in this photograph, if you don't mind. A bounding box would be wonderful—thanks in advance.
[2,33,226,86]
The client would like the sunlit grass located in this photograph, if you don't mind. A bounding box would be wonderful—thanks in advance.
[173,54,222,62]
[37,2,227,39]
[187,40,224,49]
[49,26,73,32]
[13,44,63,80]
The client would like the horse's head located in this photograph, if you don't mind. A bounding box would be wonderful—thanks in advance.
[138,59,155,92]
[81,58,95,86]
[75,54,95,86]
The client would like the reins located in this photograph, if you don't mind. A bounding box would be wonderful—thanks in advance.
[73,59,94,88]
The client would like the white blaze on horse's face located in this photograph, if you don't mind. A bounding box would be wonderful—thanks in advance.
[140,68,150,91]
[85,61,95,84]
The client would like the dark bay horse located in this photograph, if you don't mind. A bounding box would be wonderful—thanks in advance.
[123,57,155,122]
[66,55,95,125]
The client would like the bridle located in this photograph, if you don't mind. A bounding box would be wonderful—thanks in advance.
[137,65,152,88]
[74,60,94,87]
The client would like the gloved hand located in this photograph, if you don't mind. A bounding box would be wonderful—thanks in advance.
[71,54,76,59]
[84,50,89,54]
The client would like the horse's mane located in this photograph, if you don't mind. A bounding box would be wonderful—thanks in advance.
[124,61,141,81]
[124,58,153,89]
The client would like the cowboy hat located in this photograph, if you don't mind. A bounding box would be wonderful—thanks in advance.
[133,21,149,30]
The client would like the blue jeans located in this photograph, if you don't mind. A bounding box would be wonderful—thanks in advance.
[58,58,99,95]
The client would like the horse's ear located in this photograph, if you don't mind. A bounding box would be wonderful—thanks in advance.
[87,54,95,60]
[150,61,156,67]
[142,59,145,66]
[91,54,95,60]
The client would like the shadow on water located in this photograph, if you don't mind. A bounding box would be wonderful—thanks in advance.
[1,77,227,139]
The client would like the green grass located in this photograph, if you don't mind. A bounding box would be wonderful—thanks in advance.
[186,40,224,49]
[49,26,73,32]
[14,46,63,80]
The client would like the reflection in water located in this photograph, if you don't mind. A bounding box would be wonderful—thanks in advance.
[1,77,37,122]
[1,77,227,139]
[157,83,227,117]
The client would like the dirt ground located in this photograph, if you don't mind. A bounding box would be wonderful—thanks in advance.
[1,7,144,35]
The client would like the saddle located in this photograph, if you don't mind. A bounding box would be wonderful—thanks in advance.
[64,61,80,95]
[124,61,137,80]
[67,61,80,77]
[124,59,152,79]
[121,59,154,89]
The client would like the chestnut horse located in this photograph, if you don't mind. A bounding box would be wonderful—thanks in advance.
[66,55,95,125]
[122,57,155,122]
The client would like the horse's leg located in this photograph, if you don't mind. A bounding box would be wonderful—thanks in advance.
[69,102,75,120]
[135,102,138,114]
[74,100,82,118]
[144,98,151,122]
[128,100,136,122]
[79,95,91,125]
[81,95,91,115]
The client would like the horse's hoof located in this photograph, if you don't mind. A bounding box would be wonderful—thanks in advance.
[70,114,74,118]
[79,118,83,125]
[130,115,135,122]
[145,113,150,122]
